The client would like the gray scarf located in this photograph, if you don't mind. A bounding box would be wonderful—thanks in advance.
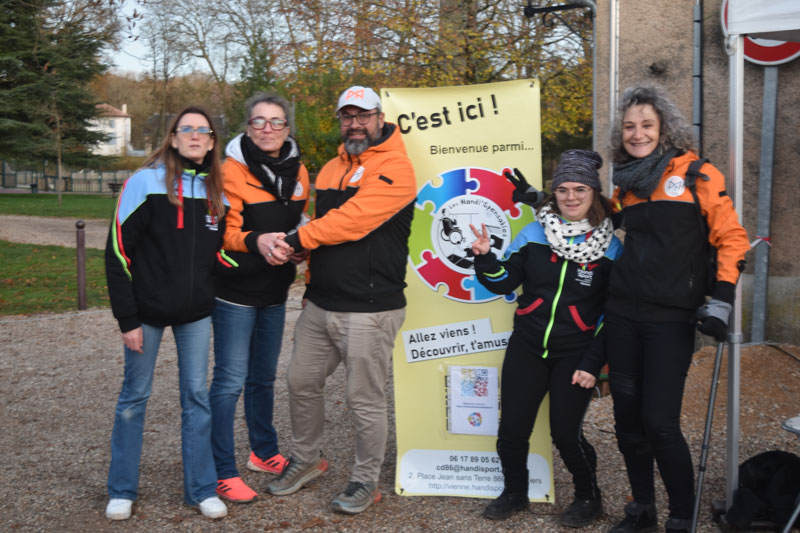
[613,148,680,199]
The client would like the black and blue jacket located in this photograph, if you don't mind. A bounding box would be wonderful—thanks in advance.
[105,165,228,332]
[474,220,622,376]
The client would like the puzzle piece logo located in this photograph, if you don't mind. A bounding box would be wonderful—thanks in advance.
[411,167,524,303]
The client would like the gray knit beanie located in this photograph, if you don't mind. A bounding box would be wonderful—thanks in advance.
[551,149,603,191]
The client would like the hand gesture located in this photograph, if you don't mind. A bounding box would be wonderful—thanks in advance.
[257,232,293,265]
[469,223,491,256]
[504,168,545,207]
[572,370,596,389]
[289,249,310,265]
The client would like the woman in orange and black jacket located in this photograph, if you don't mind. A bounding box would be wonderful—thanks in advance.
[209,93,310,504]
[604,84,749,533]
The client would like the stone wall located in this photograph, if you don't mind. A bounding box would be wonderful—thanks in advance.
[593,0,800,342]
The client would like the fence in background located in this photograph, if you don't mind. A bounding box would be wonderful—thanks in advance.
[0,161,135,193]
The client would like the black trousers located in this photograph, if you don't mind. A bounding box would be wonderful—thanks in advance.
[605,312,696,519]
[496,334,599,500]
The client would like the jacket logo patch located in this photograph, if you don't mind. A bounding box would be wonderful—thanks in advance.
[293,181,304,198]
[349,166,365,183]
[664,175,686,197]
[205,213,219,231]
[575,268,594,287]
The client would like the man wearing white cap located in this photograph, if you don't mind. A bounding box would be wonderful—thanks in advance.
[266,86,416,514]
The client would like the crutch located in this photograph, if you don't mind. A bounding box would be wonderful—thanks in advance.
[690,340,726,533]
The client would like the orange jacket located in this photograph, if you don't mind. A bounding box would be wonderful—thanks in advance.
[286,123,417,311]
[221,158,309,254]
[608,152,749,321]
[215,136,310,307]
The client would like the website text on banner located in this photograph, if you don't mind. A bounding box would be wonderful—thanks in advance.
[382,80,554,501]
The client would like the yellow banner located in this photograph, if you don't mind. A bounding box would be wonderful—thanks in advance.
[382,80,555,501]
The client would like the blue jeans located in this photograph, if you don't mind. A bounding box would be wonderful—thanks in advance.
[107,317,217,505]
[210,300,285,479]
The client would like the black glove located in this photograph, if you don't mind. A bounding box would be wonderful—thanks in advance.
[504,168,545,207]
[696,298,732,342]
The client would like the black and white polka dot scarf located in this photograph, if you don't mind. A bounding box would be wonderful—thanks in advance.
[537,203,613,263]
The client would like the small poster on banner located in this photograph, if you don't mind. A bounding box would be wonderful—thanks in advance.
[448,366,499,436]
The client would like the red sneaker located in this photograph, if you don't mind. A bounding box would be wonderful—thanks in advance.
[247,452,288,474]
[216,477,257,503]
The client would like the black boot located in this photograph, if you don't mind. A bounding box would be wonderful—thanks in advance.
[560,496,603,528]
[482,490,529,520]
[607,501,658,533]
[664,515,691,533]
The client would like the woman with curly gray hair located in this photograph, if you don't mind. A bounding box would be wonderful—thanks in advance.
[602,84,749,533]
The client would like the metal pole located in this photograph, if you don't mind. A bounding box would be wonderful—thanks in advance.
[692,1,704,155]
[76,220,87,310]
[726,33,744,509]
[608,0,619,190]
[691,341,726,533]
[750,66,778,342]
[591,6,597,154]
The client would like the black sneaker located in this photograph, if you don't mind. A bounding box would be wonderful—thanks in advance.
[559,497,603,527]
[607,502,657,533]
[482,490,528,520]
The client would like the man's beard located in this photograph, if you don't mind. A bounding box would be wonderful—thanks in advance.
[343,126,379,155]
[344,137,370,155]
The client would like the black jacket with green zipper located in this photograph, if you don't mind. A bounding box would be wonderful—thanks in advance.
[474,219,622,376]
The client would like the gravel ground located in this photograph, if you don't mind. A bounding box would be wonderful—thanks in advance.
[1,215,799,532]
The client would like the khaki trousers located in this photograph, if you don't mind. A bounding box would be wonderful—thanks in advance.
[287,300,405,483]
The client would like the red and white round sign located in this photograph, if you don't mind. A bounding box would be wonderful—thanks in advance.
[722,0,800,66]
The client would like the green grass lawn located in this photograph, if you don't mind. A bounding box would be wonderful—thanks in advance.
[0,189,314,315]
[0,193,116,220]
[0,240,109,315]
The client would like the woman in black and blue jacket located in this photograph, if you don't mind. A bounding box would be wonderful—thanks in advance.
[472,150,621,528]
[104,107,229,521]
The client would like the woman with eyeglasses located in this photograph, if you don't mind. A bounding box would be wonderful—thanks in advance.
[603,85,749,533]
[104,106,229,520]
[471,150,621,528]
[208,93,310,503]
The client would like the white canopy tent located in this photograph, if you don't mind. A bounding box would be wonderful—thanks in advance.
[728,0,800,42]
[724,0,800,508]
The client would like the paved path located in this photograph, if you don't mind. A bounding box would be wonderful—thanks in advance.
[0,215,108,249]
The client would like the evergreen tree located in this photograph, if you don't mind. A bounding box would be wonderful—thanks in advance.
[0,0,111,167]
[0,1,50,162]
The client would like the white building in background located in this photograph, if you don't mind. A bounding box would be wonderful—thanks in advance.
[90,104,132,156]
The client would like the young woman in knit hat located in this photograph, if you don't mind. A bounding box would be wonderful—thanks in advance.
[470,149,622,528]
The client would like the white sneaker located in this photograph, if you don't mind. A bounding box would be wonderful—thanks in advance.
[105,498,133,520]
[197,496,227,519]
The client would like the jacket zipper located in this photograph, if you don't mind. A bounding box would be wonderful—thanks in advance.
[541,236,574,358]
[188,173,196,310]
[336,156,355,194]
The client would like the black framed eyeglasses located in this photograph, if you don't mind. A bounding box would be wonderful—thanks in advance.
[175,126,213,137]
[338,111,378,126]
[248,117,288,131]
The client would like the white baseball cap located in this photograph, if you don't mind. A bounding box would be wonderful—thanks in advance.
[336,86,381,112]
